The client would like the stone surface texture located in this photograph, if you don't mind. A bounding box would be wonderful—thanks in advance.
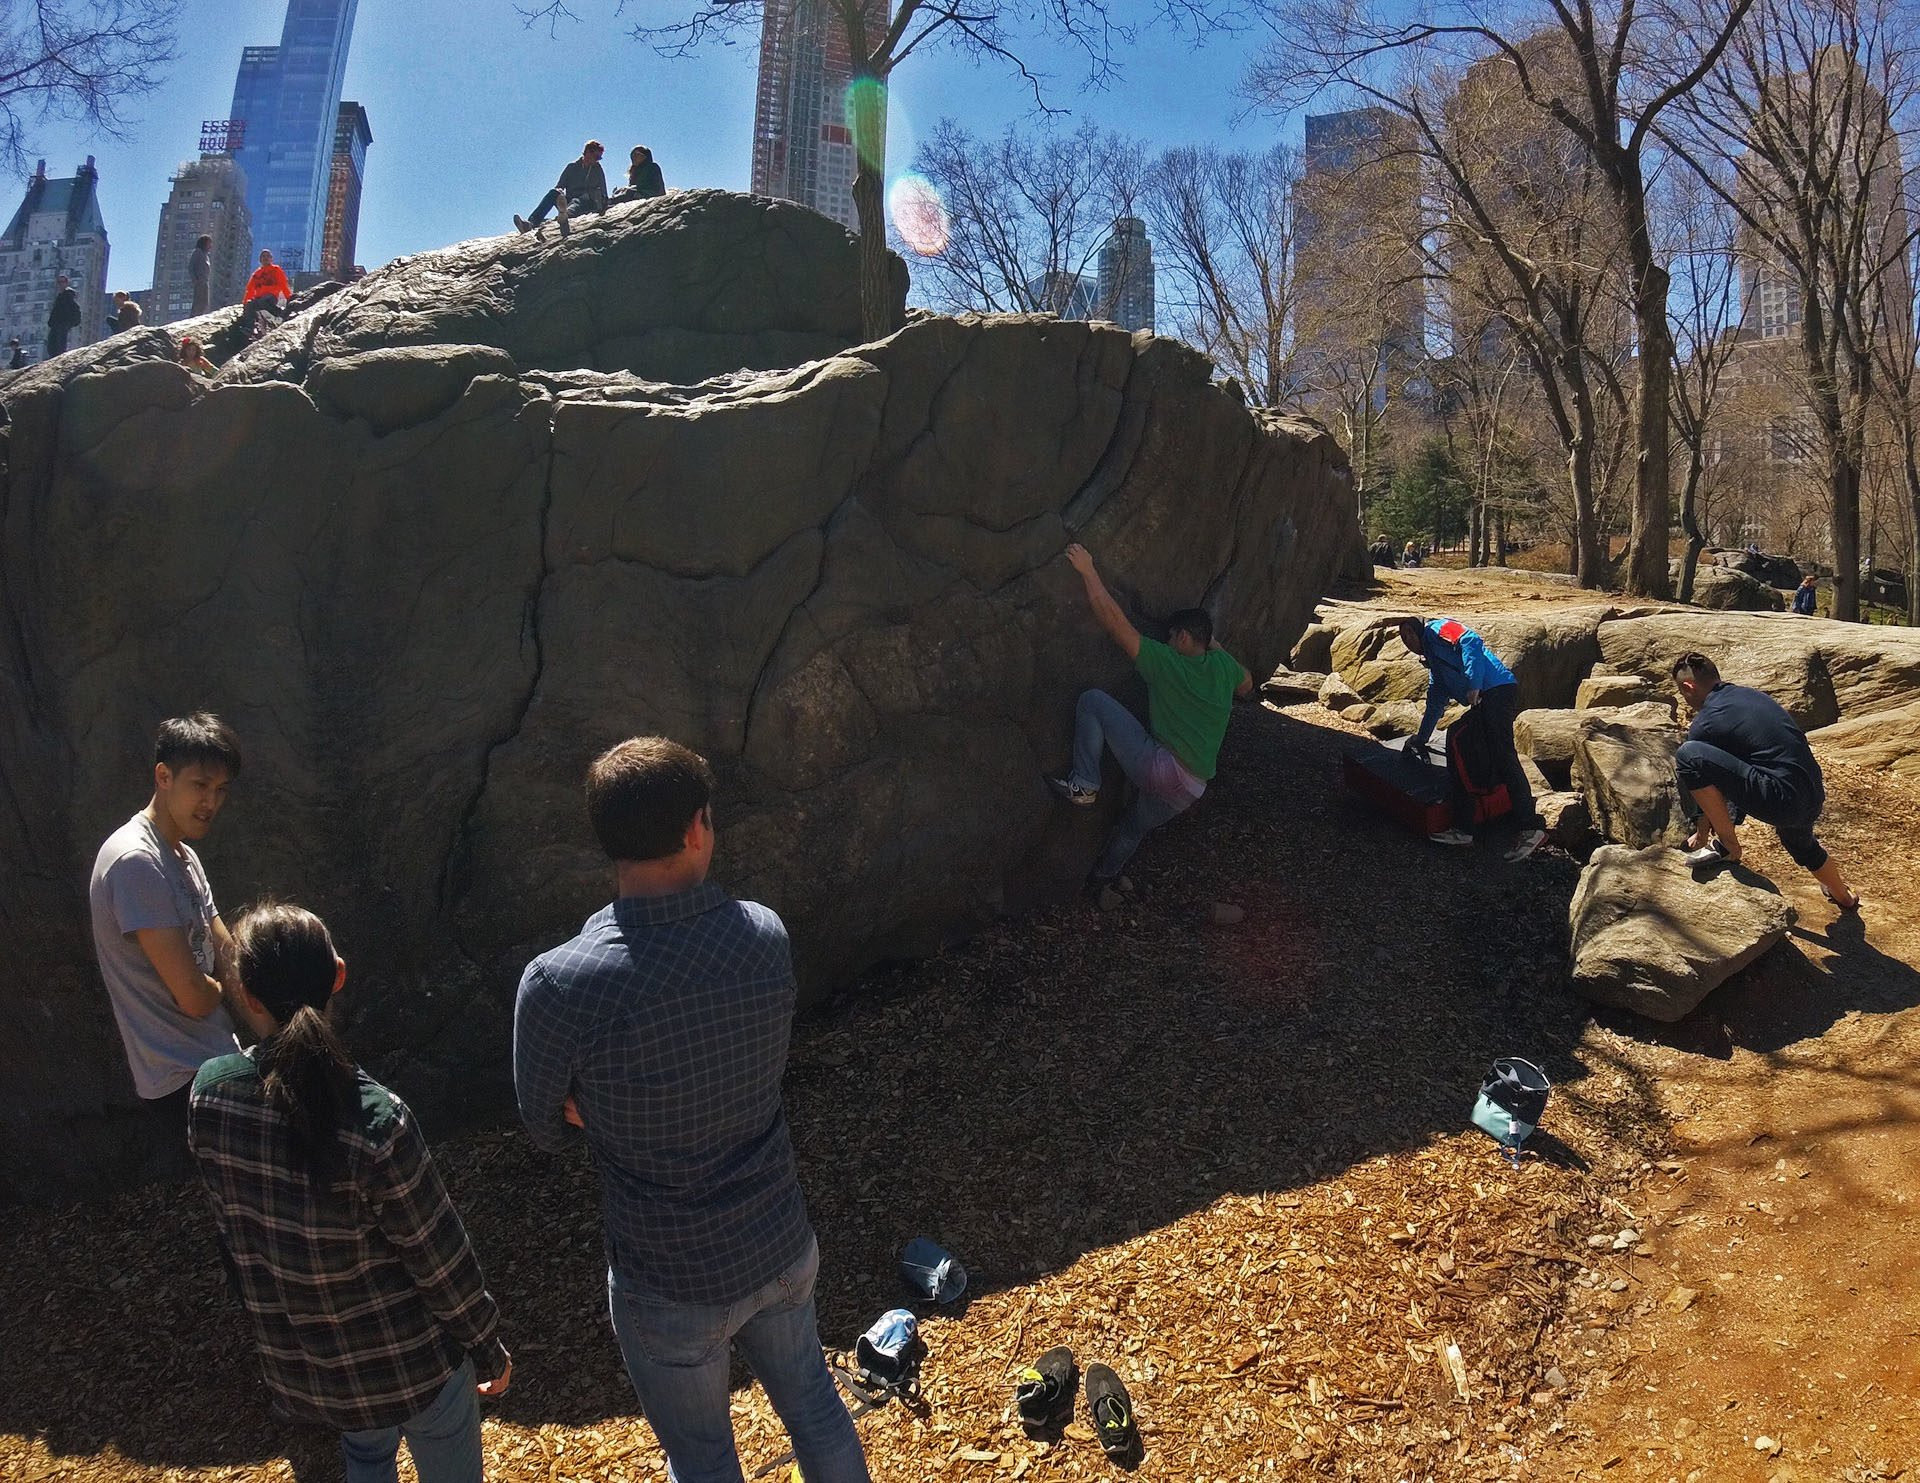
[1569,845,1795,1021]
[0,196,1355,1196]
[1573,715,1688,849]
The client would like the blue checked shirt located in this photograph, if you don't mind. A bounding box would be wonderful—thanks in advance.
[513,882,813,1306]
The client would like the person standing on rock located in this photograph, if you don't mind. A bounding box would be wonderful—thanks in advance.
[45,272,80,357]
[513,140,608,238]
[240,250,292,339]
[1671,652,1860,910]
[88,714,257,1175]
[190,902,512,1483]
[1400,616,1547,860]
[1048,543,1253,888]
[189,234,214,316]
[513,737,872,1483]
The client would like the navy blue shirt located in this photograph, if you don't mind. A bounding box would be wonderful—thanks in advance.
[1688,682,1821,793]
[513,882,812,1305]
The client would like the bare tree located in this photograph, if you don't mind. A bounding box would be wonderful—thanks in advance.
[1144,143,1300,407]
[1871,191,1920,622]
[904,118,1140,316]
[1658,160,1745,600]
[0,0,179,174]
[1249,0,1756,597]
[521,0,1230,341]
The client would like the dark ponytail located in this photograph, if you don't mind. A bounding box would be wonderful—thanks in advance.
[233,902,358,1189]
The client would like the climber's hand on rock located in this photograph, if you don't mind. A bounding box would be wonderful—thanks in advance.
[1065,543,1096,577]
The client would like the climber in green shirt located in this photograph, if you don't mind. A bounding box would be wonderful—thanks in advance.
[1049,543,1252,883]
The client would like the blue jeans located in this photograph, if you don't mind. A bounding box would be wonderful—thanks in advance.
[339,1359,482,1483]
[1068,688,1202,879]
[609,1237,871,1483]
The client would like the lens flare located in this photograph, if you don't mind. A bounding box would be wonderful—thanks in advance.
[843,77,889,172]
[889,174,950,257]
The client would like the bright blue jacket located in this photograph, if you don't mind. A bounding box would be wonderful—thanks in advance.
[1411,618,1517,746]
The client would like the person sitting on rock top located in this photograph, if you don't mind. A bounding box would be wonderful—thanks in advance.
[1048,543,1253,889]
[177,335,216,376]
[514,139,609,238]
[1792,574,1818,616]
[1400,616,1547,860]
[240,250,292,339]
[190,902,512,1482]
[1670,651,1860,910]
[625,144,665,199]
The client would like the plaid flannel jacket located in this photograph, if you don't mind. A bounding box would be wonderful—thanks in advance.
[189,1052,508,1432]
[513,882,813,1306]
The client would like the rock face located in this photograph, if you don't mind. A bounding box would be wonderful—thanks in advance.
[1810,698,1920,777]
[1260,668,1324,705]
[1575,671,1667,710]
[0,195,1355,1197]
[1681,563,1786,612]
[1572,715,1687,849]
[1324,606,1615,712]
[1569,845,1795,1021]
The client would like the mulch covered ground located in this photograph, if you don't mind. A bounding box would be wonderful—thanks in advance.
[0,700,1682,1482]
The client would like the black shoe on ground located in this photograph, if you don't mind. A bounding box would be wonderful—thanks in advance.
[1015,1346,1077,1428]
[1048,777,1097,806]
[1084,1362,1142,1464]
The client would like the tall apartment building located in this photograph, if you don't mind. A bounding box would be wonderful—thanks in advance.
[150,153,253,325]
[1096,217,1155,333]
[750,0,888,230]
[227,0,360,275]
[321,102,372,278]
[0,158,110,358]
[1296,108,1426,381]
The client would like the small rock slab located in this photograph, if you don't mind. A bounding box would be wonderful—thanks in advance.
[1569,845,1795,1021]
[1261,667,1324,704]
[1575,672,1665,710]
[1318,672,1361,710]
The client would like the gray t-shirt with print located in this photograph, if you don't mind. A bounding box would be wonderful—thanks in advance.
[89,812,240,1098]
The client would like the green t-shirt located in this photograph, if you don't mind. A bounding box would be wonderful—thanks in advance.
[1134,638,1243,780]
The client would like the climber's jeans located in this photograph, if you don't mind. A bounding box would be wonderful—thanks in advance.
[1068,688,1203,880]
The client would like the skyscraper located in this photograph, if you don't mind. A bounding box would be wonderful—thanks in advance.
[150,151,253,325]
[1297,109,1425,375]
[750,0,888,231]
[322,102,372,278]
[0,158,110,356]
[227,0,360,275]
[1096,217,1155,333]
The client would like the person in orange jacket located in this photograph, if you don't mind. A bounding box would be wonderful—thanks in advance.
[240,250,292,339]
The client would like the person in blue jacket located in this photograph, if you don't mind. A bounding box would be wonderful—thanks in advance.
[1399,616,1546,860]
[1792,575,1818,615]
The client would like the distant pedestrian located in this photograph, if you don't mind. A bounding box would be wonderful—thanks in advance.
[626,145,665,198]
[6,337,24,370]
[177,335,216,376]
[45,273,80,358]
[1401,540,1421,568]
[110,291,143,332]
[191,901,512,1482]
[190,234,214,316]
[240,250,292,339]
[1792,575,1817,616]
[513,140,608,238]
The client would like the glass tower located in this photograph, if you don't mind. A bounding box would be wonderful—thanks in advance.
[228,0,360,275]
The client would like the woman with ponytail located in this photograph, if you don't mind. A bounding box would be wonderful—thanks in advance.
[188,902,510,1482]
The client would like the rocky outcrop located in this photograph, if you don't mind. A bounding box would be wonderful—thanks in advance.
[0,195,1354,1197]
[1810,698,1920,777]
[1596,611,1920,730]
[1569,845,1795,1021]
[1679,562,1786,612]
[1260,668,1323,704]
[1323,606,1616,712]
[1572,713,1688,849]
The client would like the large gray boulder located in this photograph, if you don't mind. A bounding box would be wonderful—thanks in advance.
[1680,562,1785,612]
[1572,714,1687,848]
[0,197,1354,1198]
[1569,845,1795,1021]
[1809,698,1920,778]
[1596,610,1920,729]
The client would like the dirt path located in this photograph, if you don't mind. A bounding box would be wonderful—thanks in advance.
[0,570,1914,1482]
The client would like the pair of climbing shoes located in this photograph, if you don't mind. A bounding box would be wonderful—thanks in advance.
[1014,1346,1142,1465]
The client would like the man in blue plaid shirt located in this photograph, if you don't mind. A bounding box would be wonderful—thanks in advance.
[513,737,869,1483]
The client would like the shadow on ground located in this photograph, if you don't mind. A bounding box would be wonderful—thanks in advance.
[0,703,1642,1471]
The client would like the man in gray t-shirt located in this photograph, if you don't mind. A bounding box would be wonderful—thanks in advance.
[88,715,251,1161]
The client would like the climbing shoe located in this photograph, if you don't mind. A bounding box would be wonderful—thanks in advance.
[1048,777,1098,806]
[1682,840,1732,869]
[1428,828,1473,847]
[1015,1346,1077,1427]
[512,215,532,233]
[1084,1362,1142,1464]
[1504,827,1548,863]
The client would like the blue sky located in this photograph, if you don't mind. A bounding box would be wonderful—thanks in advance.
[20,0,1283,290]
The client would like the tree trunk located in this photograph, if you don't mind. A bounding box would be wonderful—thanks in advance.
[849,71,893,343]
[1621,223,1674,598]
[1493,507,1507,566]
[1904,428,1920,626]
[1678,444,1706,605]
[1830,450,1862,623]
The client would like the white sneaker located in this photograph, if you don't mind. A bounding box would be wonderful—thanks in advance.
[1505,828,1548,862]
[1428,828,1474,847]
